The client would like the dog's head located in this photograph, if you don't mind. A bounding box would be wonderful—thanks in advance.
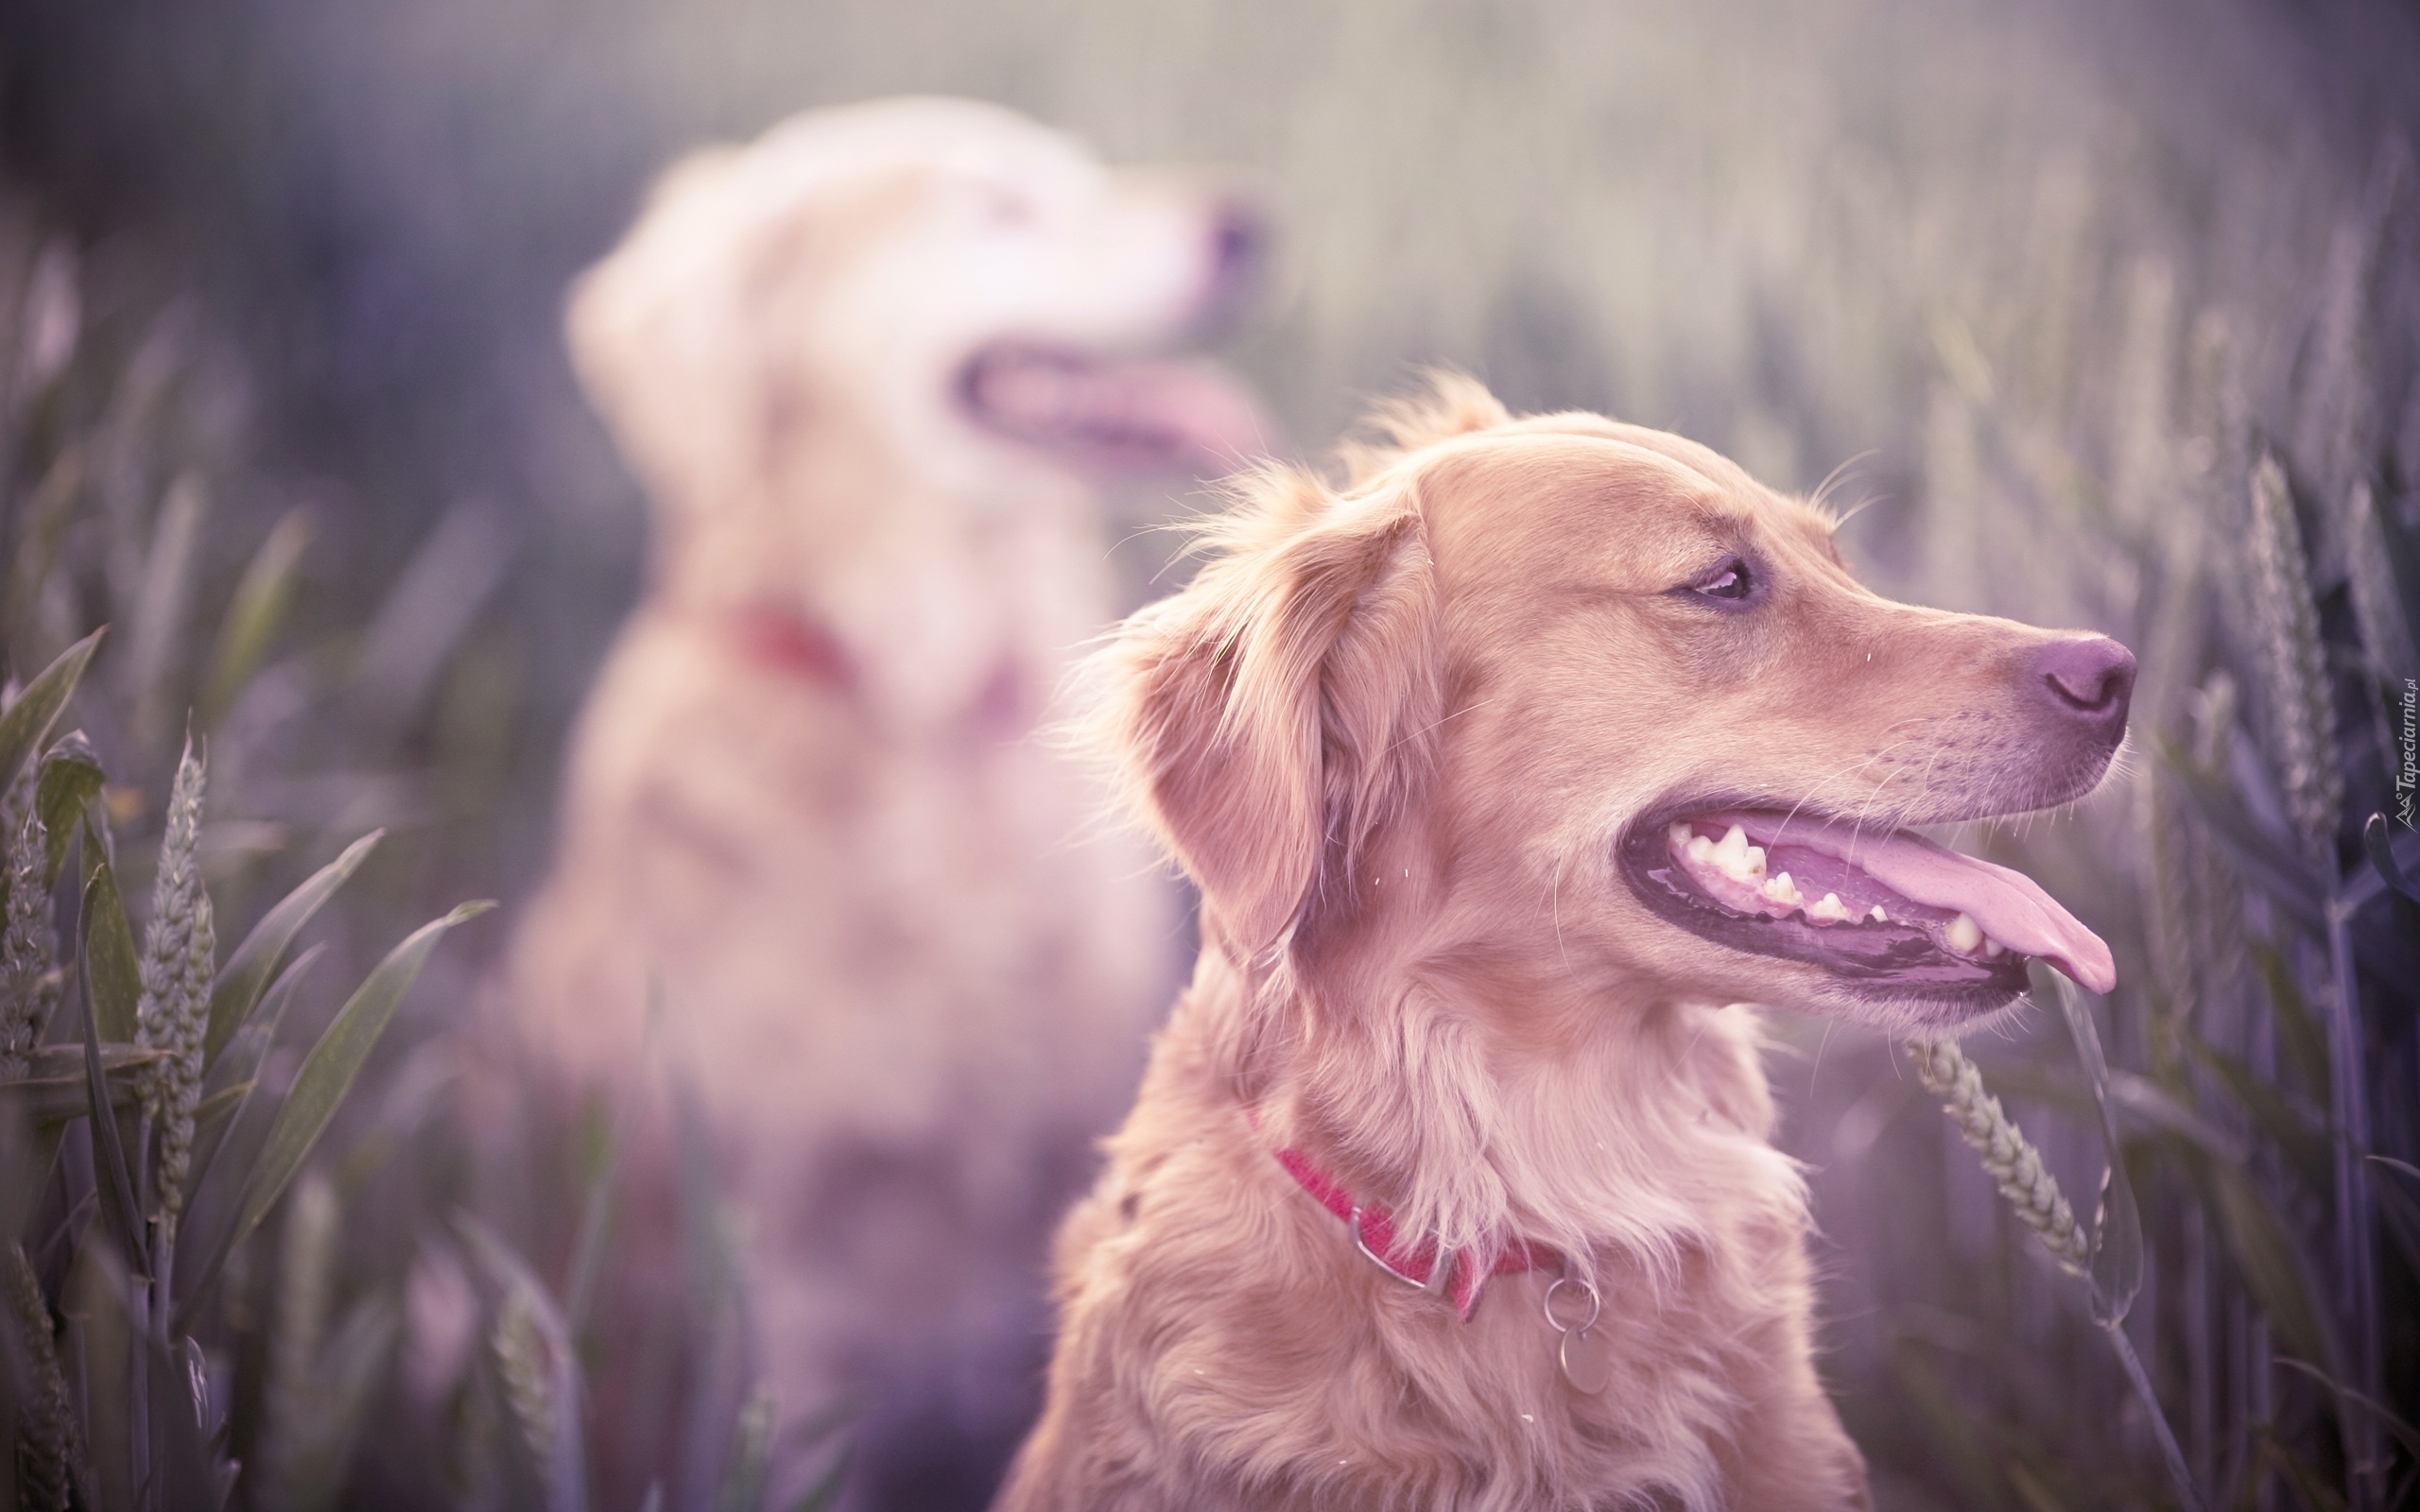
[1094,377,2130,1036]
[567,96,1266,525]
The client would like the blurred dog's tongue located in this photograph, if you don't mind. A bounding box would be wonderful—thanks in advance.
[969,350,1267,473]
[1830,827,2115,992]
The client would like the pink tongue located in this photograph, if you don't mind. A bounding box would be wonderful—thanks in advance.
[973,353,1269,474]
[1776,822,2116,993]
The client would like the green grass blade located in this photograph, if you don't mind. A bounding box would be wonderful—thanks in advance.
[186,1082,248,1129]
[225,900,491,1265]
[2262,1427,2349,1512]
[2048,973,2142,1326]
[0,1122,67,1260]
[0,1055,157,1127]
[2246,943,2334,1110]
[563,979,660,1338]
[2360,813,2420,906]
[202,830,382,1068]
[2100,1307,2204,1512]
[199,507,312,730]
[2204,1161,2343,1381]
[778,1399,859,1512]
[2158,739,2325,932]
[2369,1157,2420,1321]
[289,1296,401,1512]
[172,902,488,1329]
[0,627,105,797]
[182,949,319,1213]
[785,1444,854,1512]
[171,1086,284,1332]
[2178,1030,2323,1185]
[33,732,103,886]
[78,963,143,1264]
[23,1044,163,1083]
[2274,1357,2420,1467]
[716,1383,775,1512]
[201,945,319,1110]
[80,860,141,1044]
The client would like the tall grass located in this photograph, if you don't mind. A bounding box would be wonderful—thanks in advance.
[1789,134,2420,1512]
[0,200,847,1510]
[0,198,499,1508]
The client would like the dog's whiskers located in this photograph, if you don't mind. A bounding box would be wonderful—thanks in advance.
[1777,727,1930,843]
[1806,449,1879,521]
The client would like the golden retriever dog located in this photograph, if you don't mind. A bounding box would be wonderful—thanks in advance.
[997,377,2131,1512]
[507,97,1267,1506]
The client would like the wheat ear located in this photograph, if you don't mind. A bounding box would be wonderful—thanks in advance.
[493,1283,556,1490]
[2243,452,2342,863]
[134,737,213,1220]
[1907,1038,2090,1272]
[1,802,59,1080]
[5,1241,78,1511]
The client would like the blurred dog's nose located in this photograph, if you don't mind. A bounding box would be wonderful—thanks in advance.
[2033,636,2136,743]
[1202,202,1265,317]
[1210,203,1263,283]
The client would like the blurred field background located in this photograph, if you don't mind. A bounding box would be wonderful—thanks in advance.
[1,0,2416,1507]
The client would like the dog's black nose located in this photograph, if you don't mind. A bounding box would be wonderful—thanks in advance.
[2033,636,2136,742]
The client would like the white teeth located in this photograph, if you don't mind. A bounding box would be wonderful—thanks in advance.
[1685,834,1715,864]
[1945,913,1983,954]
[1807,892,1854,923]
[1870,904,1889,922]
[1984,938,2004,958]
[1668,821,1695,850]
[1709,824,1766,884]
[1760,871,1804,908]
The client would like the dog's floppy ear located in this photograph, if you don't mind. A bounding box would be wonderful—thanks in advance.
[1095,466,1442,959]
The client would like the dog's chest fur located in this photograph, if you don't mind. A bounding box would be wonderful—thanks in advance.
[1006,971,1870,1512]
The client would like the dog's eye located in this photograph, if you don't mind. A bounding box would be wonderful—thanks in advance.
[1689,558,1756,602]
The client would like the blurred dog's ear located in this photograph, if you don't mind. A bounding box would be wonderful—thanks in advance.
[1094,466,1442,959]
[564,146,757,518]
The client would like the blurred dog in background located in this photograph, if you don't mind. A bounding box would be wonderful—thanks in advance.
[508,96,1267,1508]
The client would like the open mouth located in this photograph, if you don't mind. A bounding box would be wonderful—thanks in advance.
[1619,806,2115,1003]
[959,343,1264,475]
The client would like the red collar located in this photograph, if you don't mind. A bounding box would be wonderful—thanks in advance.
[717,607,1032,736]
[1267,1136,1557,1321]
[725,606,858,693]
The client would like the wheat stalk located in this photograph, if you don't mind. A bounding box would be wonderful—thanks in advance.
[2344,478,2414,683]
[1906,1038,2089,1272]
[134,736,212,1220]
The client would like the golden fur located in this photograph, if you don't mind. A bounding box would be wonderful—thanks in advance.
[999,376,2133,1510]
[507,98,1262,1502]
